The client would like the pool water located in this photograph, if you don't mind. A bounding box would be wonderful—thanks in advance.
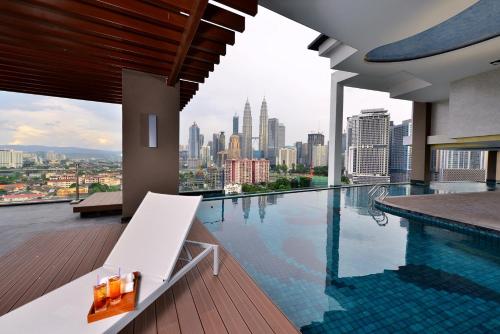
[197,184,500,333]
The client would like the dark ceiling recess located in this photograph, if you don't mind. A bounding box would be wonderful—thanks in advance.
[0,0,258,110]
[490,59,500,65]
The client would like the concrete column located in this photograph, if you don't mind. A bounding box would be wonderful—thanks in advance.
[486,151,499,184]
[328,71,349,186]
[410,102,432,185]
[122,69,180,218]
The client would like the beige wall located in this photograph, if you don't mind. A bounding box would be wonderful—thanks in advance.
[122,69,180,218]
[411,102,431,185]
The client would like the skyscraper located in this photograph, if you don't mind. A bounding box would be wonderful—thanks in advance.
[219,131,226,152]
[307,132,324,167]
[258,97,268,159]
[242,99,252,159]
[188,122,200,159]
[267,118,279,165]
[346,108,390,184]
[233,114,239,135]
[199,134,204,148]
[228,134,241,159]
[295,142,303,165]
[278,123,285,148]
[212,133,219,163]
[389,119,412,181]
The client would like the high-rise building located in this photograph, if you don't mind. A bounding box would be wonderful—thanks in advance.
[0,149,23,168]
[188,122,200,159]
[200,145,211,167]
[217,150,228,168]
[219,132,226,152]
[278,123,285,148]
[389,119,412,181]
[242,99,252,159]
[232,114,239,135]
[295,142,303,165]
[312,145,328,167]
[278,147,297,169]
[224,159,270,184]
[258,97,269,159]
[199,134,204,148]
[267,118,279,165]
[307,132,325,167]
[228,134,241,159]
[212,133,219,164]
[346,108,390,184]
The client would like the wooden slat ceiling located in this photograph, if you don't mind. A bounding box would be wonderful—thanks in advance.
[0,0,257,110]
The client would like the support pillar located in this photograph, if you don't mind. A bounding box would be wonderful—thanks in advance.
[410,102,432,185]
[328,71,355,186]
[122,69,180,218]
[486,151,499,184]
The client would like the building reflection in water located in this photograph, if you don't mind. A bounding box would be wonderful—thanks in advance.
[242,197,251,222]
[258,195,267,222]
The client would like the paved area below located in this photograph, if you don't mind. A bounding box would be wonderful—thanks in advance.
[381,191,500,232]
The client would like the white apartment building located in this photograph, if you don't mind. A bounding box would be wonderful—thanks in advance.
[278,147,297,170]
[311,145,328,167]
[346,109,390,183]
[0,149,23,168]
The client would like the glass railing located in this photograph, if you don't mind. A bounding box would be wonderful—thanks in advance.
[0,165,122,205]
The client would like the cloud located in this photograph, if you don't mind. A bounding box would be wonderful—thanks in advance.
[0,95,121,150]
[180,7,411,146]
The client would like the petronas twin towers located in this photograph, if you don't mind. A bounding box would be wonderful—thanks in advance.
[241,97,268,159]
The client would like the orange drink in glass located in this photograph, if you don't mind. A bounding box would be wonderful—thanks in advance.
[108,275,122,305]
[93,283,107,312]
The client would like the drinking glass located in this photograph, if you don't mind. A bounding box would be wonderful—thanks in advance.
[93,283,107,312]
[108,275,122,305]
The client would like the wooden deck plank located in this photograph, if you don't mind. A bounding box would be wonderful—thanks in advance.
[44,227,113,294]
[73,191,122,213]
[0,217,299,334]
[71,225,111,279]
[172,276,205,334]
[185,263,228,334]
[0,233,53,282]
[133,303,157,334]
[0,230,70,298]
[155,290,181,334]
[10,228,93,311]
[93,224,125,269]
[194,252,252,334]
[0,230,78,315]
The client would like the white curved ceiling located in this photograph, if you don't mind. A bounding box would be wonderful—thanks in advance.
[260,0,500,102]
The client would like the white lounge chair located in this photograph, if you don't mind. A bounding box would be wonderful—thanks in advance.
[0,192,219,333]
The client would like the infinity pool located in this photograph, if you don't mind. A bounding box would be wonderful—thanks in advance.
[197,183,500,333]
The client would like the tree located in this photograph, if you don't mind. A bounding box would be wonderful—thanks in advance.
[341,176,350,184]
[299,176,312,188]
[89,182,110,193]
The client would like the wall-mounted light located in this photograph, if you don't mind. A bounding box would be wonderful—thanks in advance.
[148,114,157,148]
[141,113,158,148]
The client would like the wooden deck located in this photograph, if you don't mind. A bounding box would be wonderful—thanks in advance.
[0,220,299,334]
[380,191,500,233]
[72,191,122,215]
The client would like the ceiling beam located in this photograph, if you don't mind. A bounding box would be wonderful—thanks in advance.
[168,0,208,86]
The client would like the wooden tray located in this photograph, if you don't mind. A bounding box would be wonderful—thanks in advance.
[87,272,140,323]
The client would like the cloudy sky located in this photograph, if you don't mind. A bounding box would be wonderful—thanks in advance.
[0,6,411,151]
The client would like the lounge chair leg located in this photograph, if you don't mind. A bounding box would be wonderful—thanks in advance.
[213,245,219,276]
